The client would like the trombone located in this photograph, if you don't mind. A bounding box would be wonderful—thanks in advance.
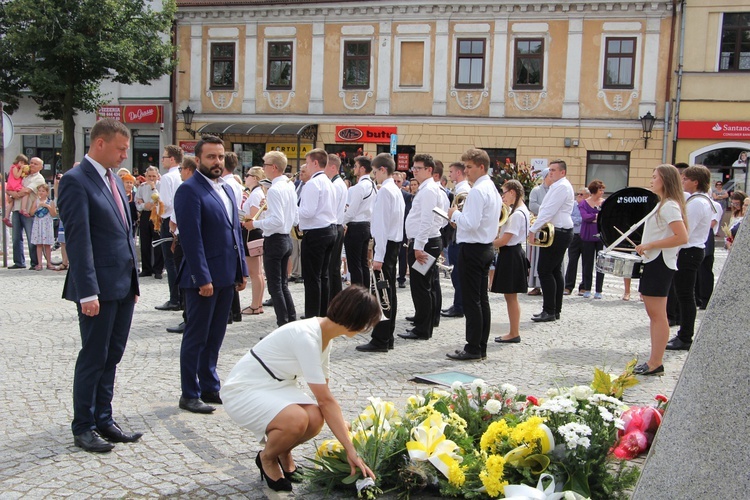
[528,215,555,247]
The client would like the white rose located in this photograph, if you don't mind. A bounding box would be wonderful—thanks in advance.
[485,399,503,415]
[451,381,464,392]
[569,385,594,400]
[500,383,518,399]
[470,379,487,393]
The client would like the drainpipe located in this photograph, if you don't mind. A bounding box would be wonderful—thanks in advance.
[662,0,679,163]
[671,0,686,164]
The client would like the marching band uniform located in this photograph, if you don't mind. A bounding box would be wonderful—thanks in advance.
[447,174,502,360]
[298,170,337,317]
[491,206,531,294]
[443,179,471,318]
[328,173,348,301]
[433,189,450,327]
[695,200,722,309]
[254,176,298,326]
[401,177,445,340]
[527,181,548,292]
[344,174,377,287]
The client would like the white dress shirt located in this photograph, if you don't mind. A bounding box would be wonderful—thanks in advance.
[135,181,160,211]
[454,179,471,195]
[298,170,337,230]
[197,171,233,219]
[371,178,405,262]
[712,200,722,228]
[222,173,244,211]
[450,174,502,244]
[332,175,348,225]
[530,177,574,232]
[642,200,683,269]
[405,177,444,251]
[501,205,531,246]
[159,166,182,219]
[254,176,298,237]
[344,175,377,224]
[683,192,715,249]
[241,186,265,220]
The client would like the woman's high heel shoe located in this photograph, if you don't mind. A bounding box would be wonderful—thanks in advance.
[255,452,293,491]
[278,458,304,483]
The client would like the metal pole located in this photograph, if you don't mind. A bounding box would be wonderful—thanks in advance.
[1,100,7,268]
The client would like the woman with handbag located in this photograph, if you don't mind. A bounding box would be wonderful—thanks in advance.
[241,166,267,315]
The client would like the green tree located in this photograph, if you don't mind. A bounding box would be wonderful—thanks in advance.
[0,0,176,170]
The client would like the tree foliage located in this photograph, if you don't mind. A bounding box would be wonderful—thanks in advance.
[0,0,176,169]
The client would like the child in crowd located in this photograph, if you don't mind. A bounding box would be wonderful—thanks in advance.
[30,184,58,270]
[4,154,30,226]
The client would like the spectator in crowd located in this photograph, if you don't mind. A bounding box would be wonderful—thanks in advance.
[712,181,729,211]
[29,183,58,271]
[135,167,164,279]
[8,157,45,269]
[579,180,606,299]
[3,154,29,226]
[241,166,268,315]
[564,187,587,295]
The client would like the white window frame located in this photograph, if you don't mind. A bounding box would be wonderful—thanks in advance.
[339,38,374,92]
[393,36,431,92]
[207,40,239,92]
[263,38,297,92]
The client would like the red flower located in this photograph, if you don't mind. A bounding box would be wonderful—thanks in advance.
[612,430,647,460]
[526,395,539,406]
[654,394,668,403]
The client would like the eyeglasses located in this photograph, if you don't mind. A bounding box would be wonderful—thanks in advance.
[178,167,183,171]
[411,166,425,172]
[577,192,586,196]
[262,163,274,167]
[162,156,171,159]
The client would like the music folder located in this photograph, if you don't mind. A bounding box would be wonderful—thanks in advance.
[411,252,436,275]
[432,206,450,221]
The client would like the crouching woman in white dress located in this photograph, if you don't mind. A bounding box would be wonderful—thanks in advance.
[222,285,381,492]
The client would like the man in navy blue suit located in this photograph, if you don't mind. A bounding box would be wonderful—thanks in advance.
[174,135,248,414]
[58,118,142,453]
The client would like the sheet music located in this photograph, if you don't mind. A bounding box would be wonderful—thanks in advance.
[411,253,436,276]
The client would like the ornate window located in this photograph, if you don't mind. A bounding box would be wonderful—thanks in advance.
[267,41,293,90]
[455,39,485,89]
[513,39,544,90]
[720,13,750,71]
[603,37,636,89]
[343,41,370,89]
[210,43,235,90]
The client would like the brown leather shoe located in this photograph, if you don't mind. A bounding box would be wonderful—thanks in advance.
[527,288,542,296]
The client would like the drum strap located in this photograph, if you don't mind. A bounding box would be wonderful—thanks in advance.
[603,205,659,253]
[686,193,718,213]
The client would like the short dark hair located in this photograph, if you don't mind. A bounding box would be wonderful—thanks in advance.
[675,162,689,171]
[326,285,382,332]
[449,161,466,173]
[683,165,711,193]
[550,159,567,172]
[433,159,444,177]
[372,153,395,175]
[224,152,239,173]
[181,156,198,172]
[194,135,223,158]
[461,148,490,170]
[413,153,435,172]
[354,156,372,173]
[164,144,184,164]
[306,148,328,169]
[90,118,130,142]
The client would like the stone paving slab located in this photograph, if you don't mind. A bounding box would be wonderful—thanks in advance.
[0,245,727,498]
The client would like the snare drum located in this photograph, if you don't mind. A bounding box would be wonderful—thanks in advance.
[596,250,643,278]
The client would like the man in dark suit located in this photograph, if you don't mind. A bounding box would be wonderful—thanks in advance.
[58,118,142,453]
[174,135,248,414]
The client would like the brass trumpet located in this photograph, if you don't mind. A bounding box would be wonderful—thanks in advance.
[251,199,267,221]
[369,267,390,321]
[528,215,555,247]
[452,192,468,211]
[291,226,304,240]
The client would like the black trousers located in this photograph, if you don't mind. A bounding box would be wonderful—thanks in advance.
[138,211,163,275]
[328,224,345,302]
[538,228,574,315]
[695,230,715,308]
[459,243,495,356]
[370,240,400,347]
[564,233,582,291]
[301,225,336,318]
[448,241,463,312]
[667,246,705,343]
[580,239,605,293]
[408,237,443,337]
[398,241,408,285]
[264,233,296,326]
[344,221,371,288]
[160,218,180,304]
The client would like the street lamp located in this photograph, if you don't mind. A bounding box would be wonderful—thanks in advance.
[181,106,196,138]
[640,111,656,149]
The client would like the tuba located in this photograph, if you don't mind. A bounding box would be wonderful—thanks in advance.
[369,267,390,321]
[528,215,555,247]
[498,203,511,230]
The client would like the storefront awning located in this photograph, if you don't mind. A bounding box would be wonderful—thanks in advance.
[196,122,317,141]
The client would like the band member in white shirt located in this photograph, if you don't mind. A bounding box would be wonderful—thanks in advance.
[527,169,551,295]
[223,152,245,323]
[245,151,298,327]
[299,148,337,317]
[695,198,722,309]
[326,154,348,301]
[528,160,575,322]
[445,149,502,360]
[356,154,405,353]
[155,145,184,311]
[344,156,377,288]
[666,165,715,351]
[492,180,530,344]
[399,154,446,341]
[442,161,471,319]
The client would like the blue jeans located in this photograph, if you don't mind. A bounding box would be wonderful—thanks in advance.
[12,211,37,267]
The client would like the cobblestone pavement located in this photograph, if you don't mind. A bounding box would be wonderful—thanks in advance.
[0,242,728,498]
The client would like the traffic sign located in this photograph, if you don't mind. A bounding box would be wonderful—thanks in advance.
[390,134,398,155]
[2,111,13,149]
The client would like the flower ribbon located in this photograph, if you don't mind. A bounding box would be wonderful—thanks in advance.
[503,473,589,500]
[406,415,462,478]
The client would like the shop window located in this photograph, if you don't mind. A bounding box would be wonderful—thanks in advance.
[376,144,416,175]
[720,13,750,71]
[232,143,266,172]
[513,39,544,90]
[455,38,485,89]
[399,41,425,88]
[343,41,370,89]
[586,151,630,193]
[267,41,293,90]
[603,37,636,89]
[484,148,517,174]
[210,43,235,90]
[325,144,363,174]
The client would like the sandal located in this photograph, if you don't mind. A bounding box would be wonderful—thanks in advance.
[241,306,264,315]
[58,263,69,270]
[47,265,60,271]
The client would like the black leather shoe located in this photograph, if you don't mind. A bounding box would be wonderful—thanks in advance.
[440,307,464,318]
[495,336,521,343]
[263,298,274,307]
[531,311,556,322]
[74,430,115,452]
[666,337,692,351]
[556,313,561,320]
[398,282,406,289]
[446,350,482,361]
[166,322,185,333]
[8,264,26,269]
[138,271,152,277]
[633,362,664,376]
[154,273,163,280]
[201,391,222,404]
[179,397,215,414]
[155,301,180,311]
[98,423,143,443]
[232,312,243,322]
[356,342,389,353]
[397,332,429,340]
[405,315,416,322]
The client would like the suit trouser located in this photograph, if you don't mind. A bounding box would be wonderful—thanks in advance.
[370,240,400,347]
[264,233,296,326]
[72,284,136,435]
[160,218,180,304]
[398,241,408,284]
[564,233,582,291]
[448,241,463,312]
[344,221,371,288]
[695,229,715,307]
[138,211,163,275]
[460,243,495,356]
[301,225,336,318]
[408,237,443,337]
[669,246,704,343]
[11,211,37,267]
[328,224,345,301]
[580,239,604,293]
[290,236,302,279]
[538,228,574,315]
[173,238,187,323]
[180,284,234,399]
